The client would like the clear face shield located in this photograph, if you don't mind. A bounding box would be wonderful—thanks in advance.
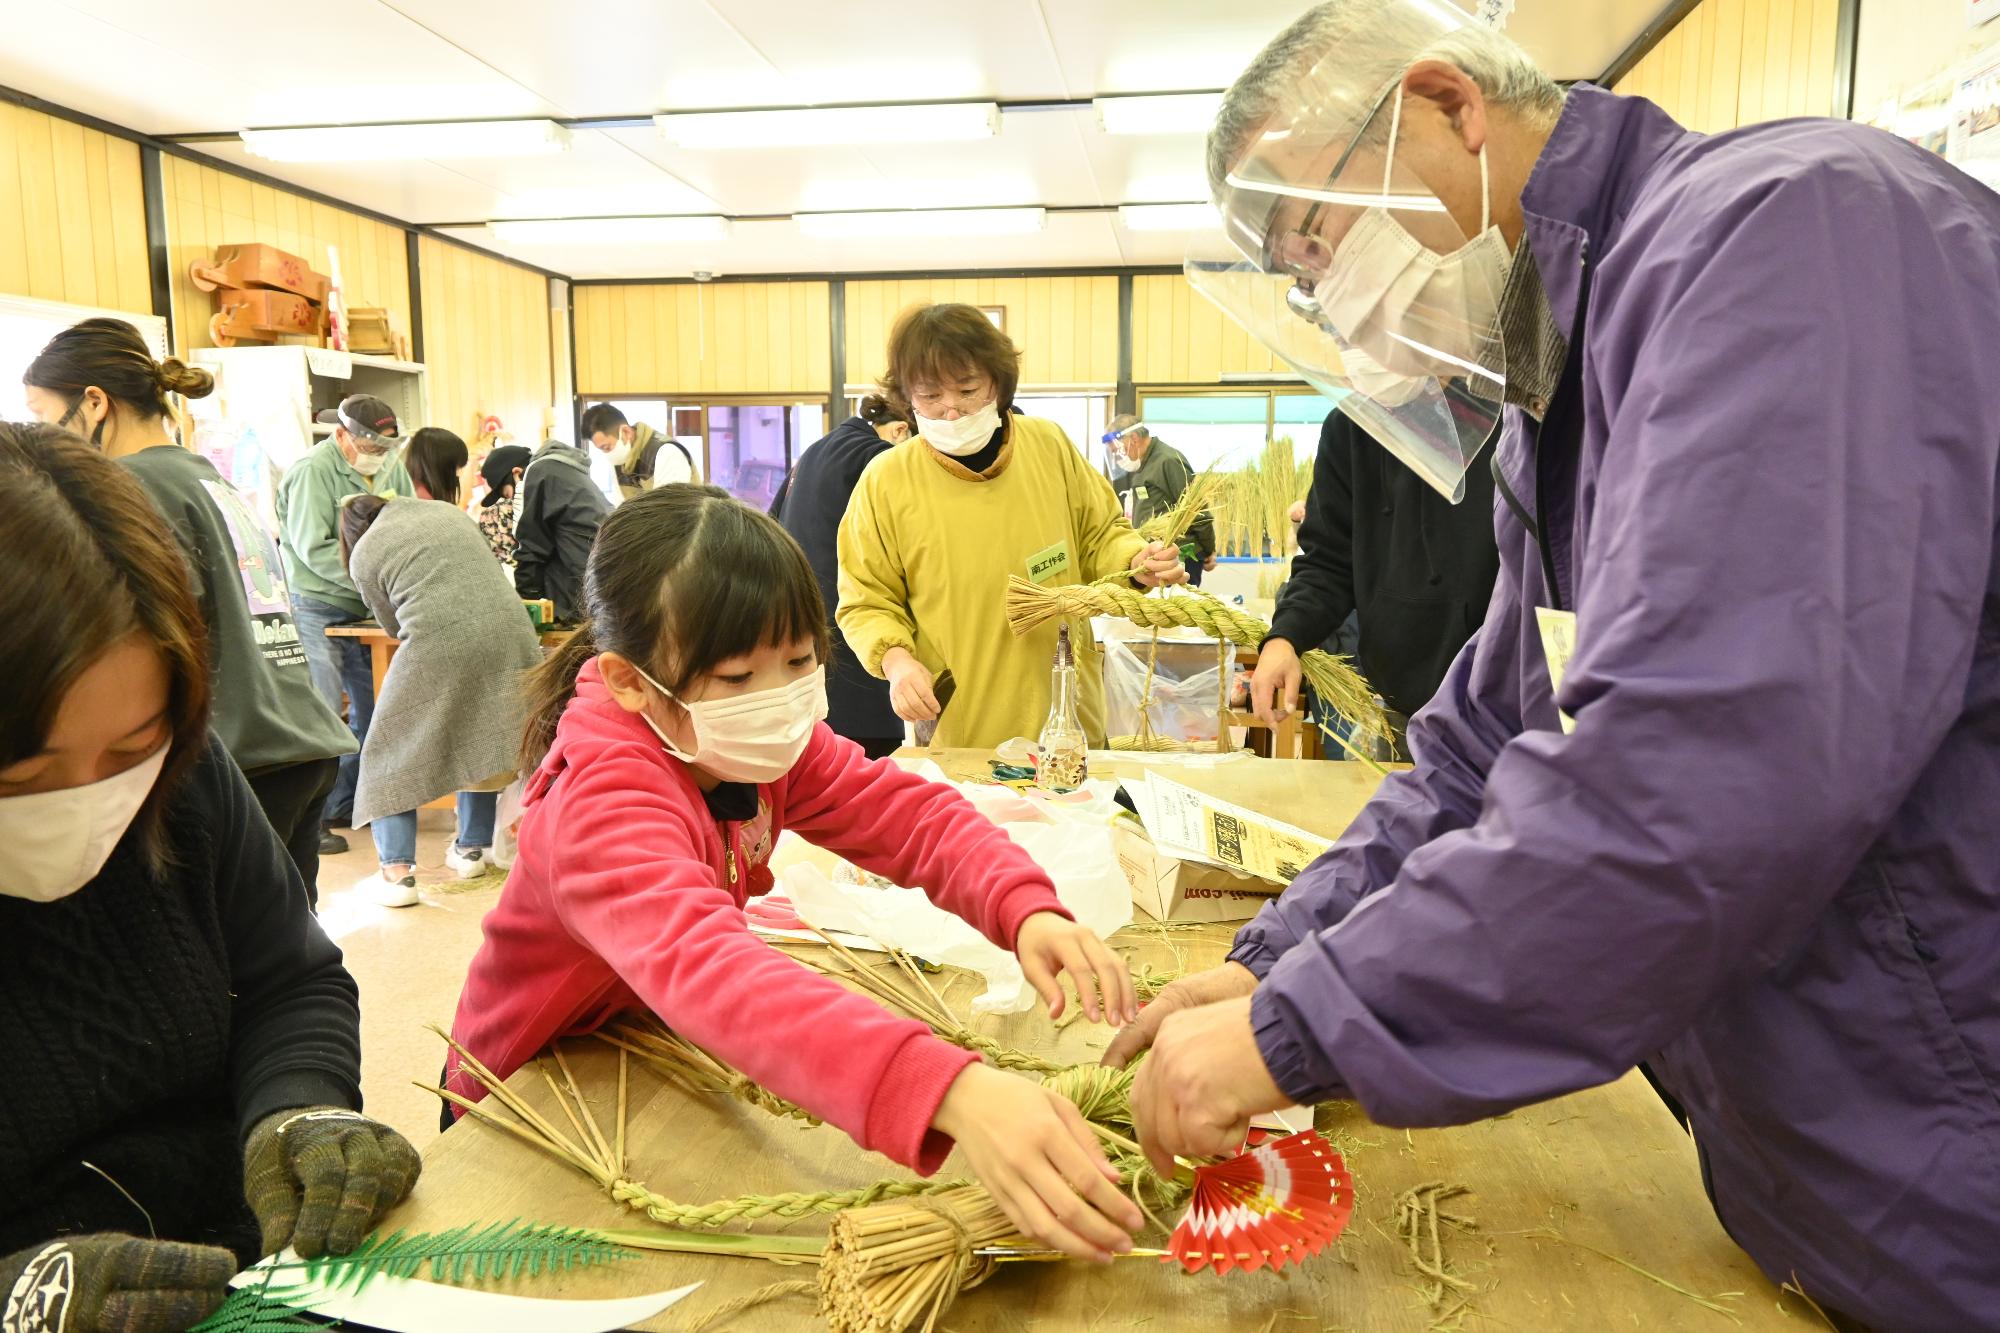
[1189,16,1511,501]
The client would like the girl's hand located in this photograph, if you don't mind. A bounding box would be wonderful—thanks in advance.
[1130,541,1188,588]
[933,1063,1144,1262]
[1015,912,1137,1027]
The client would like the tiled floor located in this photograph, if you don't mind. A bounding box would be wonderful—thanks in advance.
[313,811,502,1152]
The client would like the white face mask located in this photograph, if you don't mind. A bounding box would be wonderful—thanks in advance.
[0,747,166,902]
[350,447,388,478]
[1314,94,1511,385]
[1113,451,1142,473]
[916,401,1002,457]
[634,664,828,785]
[603,438,635,470]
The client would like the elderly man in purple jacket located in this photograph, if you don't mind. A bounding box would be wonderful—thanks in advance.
[1104,4,2000,1328]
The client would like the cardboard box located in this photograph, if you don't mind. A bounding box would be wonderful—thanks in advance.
[1113,821,1281,923]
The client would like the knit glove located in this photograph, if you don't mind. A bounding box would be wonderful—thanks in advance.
[0,1233,233,1333]
[242,1108,421,1260]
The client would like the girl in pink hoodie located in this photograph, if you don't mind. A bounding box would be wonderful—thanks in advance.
[448,484,1142,1260]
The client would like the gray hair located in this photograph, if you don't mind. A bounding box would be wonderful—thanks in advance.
[1206,1,1566,199]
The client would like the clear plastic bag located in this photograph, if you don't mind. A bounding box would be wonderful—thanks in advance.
[1102,635,1238,748]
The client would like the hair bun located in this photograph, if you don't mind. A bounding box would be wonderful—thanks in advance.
[155,357,215,400]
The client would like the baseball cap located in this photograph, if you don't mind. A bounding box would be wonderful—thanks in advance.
[315,394,402,449]
[478,444,533,508]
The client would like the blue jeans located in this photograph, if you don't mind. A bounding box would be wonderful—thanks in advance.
[290,593,375,825]
[370,791,499,866]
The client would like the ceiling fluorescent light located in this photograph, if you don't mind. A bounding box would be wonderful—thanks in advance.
[240,119,570,162]
[657,103,998,148]
[490,216,730,244]
[1094,93,1223,136]
[1119,203,1220,231]
[796,208,1045,238]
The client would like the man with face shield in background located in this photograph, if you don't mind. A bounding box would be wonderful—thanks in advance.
[1103,4,2000,1326]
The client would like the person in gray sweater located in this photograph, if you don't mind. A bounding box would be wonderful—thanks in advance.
[339,494,544,907]
[24,318,358,901]
[514,437,612,623]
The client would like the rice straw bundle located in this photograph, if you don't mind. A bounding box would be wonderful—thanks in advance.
[1004,577,1391,770]
[595,1015,820,1126]
[425,1027,960,1231]
[1133,462,1228,552]
[1257,437,1299,557]
[818,1185,1024,1333]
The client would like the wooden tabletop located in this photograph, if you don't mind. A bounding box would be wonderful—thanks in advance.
[324,619,573,649]
[383,755,1801,1331]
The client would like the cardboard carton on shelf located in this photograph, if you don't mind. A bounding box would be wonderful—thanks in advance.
[209,287,324,346]
[189,243,329,305]
[1112,821,1282,923]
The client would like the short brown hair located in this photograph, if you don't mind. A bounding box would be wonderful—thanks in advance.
[879,303,1021,415]
[0,422,211,875]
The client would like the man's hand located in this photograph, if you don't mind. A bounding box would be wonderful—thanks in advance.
[1100,962,1259,1069]
[882,648,940,722]
[1202,553,1218,572]
[1014,912,1136,1027]
[243,1108,421,1259]
[1131,541,1188,588]
[1130,996,1289,1176]
[1251,637,1303,728]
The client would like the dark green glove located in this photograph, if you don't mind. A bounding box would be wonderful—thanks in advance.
[242,1108,421,1260]
[0,1233,233,1333]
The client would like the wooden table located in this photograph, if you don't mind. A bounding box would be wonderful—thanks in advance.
[324,620,574,700]
[383,755,1798,1331]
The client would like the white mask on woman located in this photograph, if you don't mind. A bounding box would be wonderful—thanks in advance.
[0,747,166,902]
[1313,93,1511,385]
[915,402,1002,457]
[634,664,828,785]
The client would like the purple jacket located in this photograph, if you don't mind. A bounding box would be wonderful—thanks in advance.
[1233,86,2000,1330]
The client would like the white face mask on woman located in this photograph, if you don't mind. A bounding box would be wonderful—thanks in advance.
[0,747,166,902]
[915,401,1002,457]
[1313,93,1511,384]
[633,664,828,785]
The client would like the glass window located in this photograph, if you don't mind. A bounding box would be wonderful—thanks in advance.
[707,404,793,511]
[1134,392,1270,473]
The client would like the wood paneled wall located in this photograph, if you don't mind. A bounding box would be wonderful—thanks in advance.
[574,282,830,396]
[417,236,552,442]
[843,276,1119,391]
[162,156,411,354]
[0,103,152,314]
[1130,274,1284,384]
[1616,0,1842,131]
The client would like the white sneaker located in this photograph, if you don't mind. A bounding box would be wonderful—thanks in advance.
[359,868,419,908]
[445,845,492,880]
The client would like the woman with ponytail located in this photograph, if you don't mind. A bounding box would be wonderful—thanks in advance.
[449,485,1146,1265]
[26,318,358,902]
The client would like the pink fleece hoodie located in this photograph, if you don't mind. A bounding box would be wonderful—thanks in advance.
[446,658,1068,1172]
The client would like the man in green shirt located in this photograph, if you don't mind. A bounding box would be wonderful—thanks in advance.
[277,394,413,839]
[1107,415,1217,585]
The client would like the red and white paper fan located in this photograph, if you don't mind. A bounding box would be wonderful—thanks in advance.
[1168,1129,1355,1276]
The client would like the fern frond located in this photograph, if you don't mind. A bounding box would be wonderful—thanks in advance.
[278,1218,636,1294]
[186,1286,331,1333]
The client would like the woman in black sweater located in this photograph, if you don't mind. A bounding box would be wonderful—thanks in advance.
[0,425,417,1333]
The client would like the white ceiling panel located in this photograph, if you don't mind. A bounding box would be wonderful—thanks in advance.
[1,1,1683,279]
[0,0,554,135]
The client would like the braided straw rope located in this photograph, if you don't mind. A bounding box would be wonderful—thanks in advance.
[612,1176,966,1230]
[1004,576,1391,770]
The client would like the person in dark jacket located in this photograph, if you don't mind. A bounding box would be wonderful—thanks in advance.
[0,425,416,1333]
[1252,407,1498,740]
[1106,416,1216,585]
[23,318,359,896]
[514,437,612,624]
[581,403,697,499]
[774,395,912,759]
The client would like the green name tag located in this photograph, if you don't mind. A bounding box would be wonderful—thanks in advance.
[1026,539,1073,585]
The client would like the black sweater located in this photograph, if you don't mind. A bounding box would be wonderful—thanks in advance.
[516,441,613,624]
[0,736,363,1264]
[1269,410,1500,720]
[774,417,901,743]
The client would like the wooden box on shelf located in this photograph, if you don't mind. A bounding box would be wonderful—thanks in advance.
[189,243,329,304]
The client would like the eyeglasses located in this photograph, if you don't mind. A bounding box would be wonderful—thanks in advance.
[1263,81,1400,283]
